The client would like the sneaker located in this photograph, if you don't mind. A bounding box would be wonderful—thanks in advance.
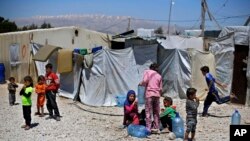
[55,116,61,121]
[24,126,30,130]
[39,114,44,117]
[35,112,41,115]
[161,128,170,133]
[45,115,54,120]
[230,93,239,100]
[151,129,160,134]
[21,125,27,128]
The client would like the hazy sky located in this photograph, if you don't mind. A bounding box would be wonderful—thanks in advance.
[1,0,250,28]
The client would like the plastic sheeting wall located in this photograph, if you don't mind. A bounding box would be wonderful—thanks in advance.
[158,46,191,99]
[79,48,140,106]
[210,35,235,97]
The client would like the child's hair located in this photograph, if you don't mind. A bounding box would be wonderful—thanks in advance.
[45,63,53,69]
[200,66,209,73]
[164,96,173,105]
[24,75,33,87]
[9,77,15,82]
[37,75,45,82]
[186,88,197,99]
[150,63,159,72]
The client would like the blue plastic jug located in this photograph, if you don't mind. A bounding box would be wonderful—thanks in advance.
[116,95,126,107]
[137,85,145,105]
[127,124,150,138]
[231,109,241,125]
[172,112,184,138]
[0,63,5,84]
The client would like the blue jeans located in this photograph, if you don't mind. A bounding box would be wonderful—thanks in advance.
[202,91,230,115]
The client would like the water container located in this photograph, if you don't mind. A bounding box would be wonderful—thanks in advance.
[231,109,241,125]
[172,112,184,138]
[137,85,145,104]
[127,124,150,138]
[115,95,126,107]
[0,63,6,84]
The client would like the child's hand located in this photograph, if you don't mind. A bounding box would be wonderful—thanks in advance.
[133,99,138,105]
[195,97,199,102]
[161,108,164,112]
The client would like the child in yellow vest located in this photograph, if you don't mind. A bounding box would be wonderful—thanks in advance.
[19,76,33,130]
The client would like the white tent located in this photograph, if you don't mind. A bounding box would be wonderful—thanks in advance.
[62,36,216,106]
[210,26,250,106]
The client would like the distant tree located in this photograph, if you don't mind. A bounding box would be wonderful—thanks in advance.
[154,26,164,34]
[0,17,18,33]
[41,21,53,29]
[28,23,38,30]
[22,26,28,31]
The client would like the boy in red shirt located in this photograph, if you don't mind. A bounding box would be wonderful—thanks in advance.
[45,63,61,121]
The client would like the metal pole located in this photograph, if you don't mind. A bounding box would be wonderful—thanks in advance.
[201,0,205,37]
[167,0,173,35]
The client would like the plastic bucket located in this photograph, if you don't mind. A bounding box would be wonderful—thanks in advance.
[0,63,6,84]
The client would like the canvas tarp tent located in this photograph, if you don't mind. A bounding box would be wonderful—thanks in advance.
[0,26,111,82]
[68,36,218,106]
[210,26,250,106]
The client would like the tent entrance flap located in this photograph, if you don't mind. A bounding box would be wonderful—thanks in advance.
[33,44,62,62]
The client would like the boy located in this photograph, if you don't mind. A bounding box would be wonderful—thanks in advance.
[184,88,199,141]
[45,63,61,121]
[200,66,237,117]
[8,77,18,106]
[160,96,176,132]
[20,76,33,130]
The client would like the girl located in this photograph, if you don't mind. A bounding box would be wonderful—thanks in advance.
[20,76,33,130]
[123,90,139,126]
[35,75,46,117]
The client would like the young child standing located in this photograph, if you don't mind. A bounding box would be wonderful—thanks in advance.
[160,96,176,132]
[184,88,199,141]
[19,76,33,130]
[123,90,139,126]
[35,75,46,117]
[8,77,18,106]
[140,63,162,134]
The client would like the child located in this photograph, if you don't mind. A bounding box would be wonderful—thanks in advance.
[19,76,33,130]
[184,88,199,141]
[35,75,46,117]
[8,77,18,106]
[160,96,176,132]
[123,90,139,126]
[140,63,162,133]
[200,66,237,116]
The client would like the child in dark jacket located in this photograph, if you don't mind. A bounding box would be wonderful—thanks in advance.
[8,77,18,106]
[184,88,199,141]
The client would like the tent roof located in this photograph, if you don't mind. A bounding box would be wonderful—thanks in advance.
[33,44,62,62]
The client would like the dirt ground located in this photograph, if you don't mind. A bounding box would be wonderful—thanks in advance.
[0,83,250,141]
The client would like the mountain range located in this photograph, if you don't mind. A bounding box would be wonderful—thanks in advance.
[14,14,185,34]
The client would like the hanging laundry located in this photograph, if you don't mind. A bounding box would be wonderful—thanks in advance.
[80,48,88,55]
[73,48,80,54]
[92,46,102,53]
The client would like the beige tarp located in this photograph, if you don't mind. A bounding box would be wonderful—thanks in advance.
[33,45,62,62]
[190,50,216,100]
